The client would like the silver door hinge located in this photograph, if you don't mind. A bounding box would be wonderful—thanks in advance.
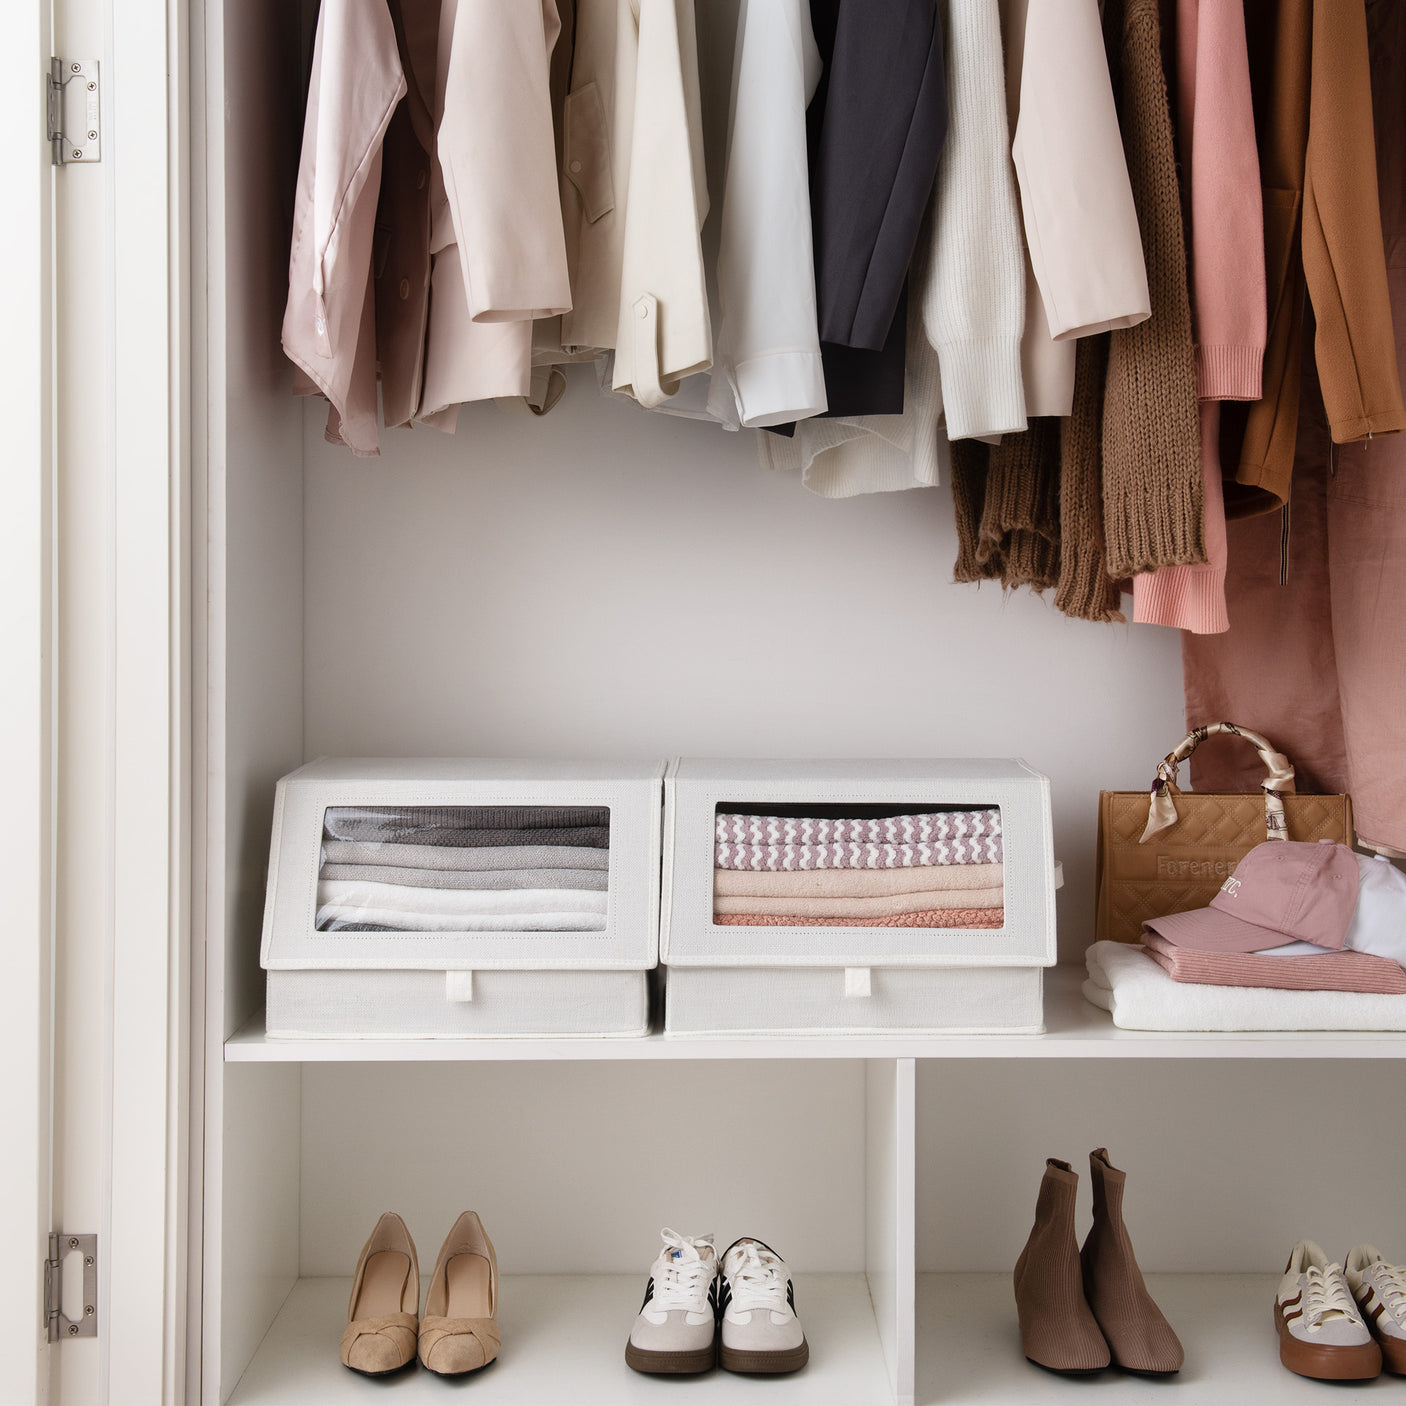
[47,58,101,165]
[45,1232,98,1342]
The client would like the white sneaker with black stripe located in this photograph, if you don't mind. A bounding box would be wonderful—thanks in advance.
[718,1238,808,1374]
[624,1230,718,1375]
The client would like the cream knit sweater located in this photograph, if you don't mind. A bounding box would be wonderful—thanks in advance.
[925,0,1028,441]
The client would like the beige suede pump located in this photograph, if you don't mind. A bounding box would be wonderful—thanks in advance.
[418,1211,501,1377]
[339,1212,420,1376]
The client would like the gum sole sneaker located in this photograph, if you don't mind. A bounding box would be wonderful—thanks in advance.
[718,1238,809,1375]
[1345,1244,1406,1375]
[625,1230,718,1375]
[1275,1240,1381,1381]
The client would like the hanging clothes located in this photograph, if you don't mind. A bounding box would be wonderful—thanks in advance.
[282,0,407,457]
[704,0,827,429]
[924,0,1026,442]
[555,0,712,408]
[418,0,572,428]
[999,0,1149,420]
[1132,0,1264,632]
[1098,0,1204,579]
[1221,0,1405,517]
[1182,0,1406,855]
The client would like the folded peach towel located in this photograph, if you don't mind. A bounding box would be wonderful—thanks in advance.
[713,862,1004,900]
[712,886,1004,919]
[714,908,1005,928]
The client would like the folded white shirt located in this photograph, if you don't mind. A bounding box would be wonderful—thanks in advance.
[1084,940,1406,1032]
[317,906,607,933]
[317,879,607,917]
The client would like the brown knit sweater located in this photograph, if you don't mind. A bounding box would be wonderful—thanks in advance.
[1100,0,1205,579]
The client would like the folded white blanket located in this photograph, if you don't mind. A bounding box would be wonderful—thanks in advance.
[1084,941,1406,1032]
[317,880,608,917]
[316,906,606,933]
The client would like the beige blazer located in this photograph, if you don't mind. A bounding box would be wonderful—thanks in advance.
[558,0,712,407]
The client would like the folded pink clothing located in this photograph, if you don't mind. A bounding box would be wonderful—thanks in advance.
[712,908,1006,929]
[1141,932,1406,994]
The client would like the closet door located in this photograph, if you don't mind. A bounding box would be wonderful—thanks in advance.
[1,2,57,1400]
[1,0,190,1400]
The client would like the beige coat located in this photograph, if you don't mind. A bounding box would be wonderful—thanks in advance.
[557,0,712,406]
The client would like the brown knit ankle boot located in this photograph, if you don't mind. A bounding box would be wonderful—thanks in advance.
[1080,1149,1184,1374]
[1013,1159,1111,1373]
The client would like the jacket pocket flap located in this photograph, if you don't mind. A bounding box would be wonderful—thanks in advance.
[564,82,614,224]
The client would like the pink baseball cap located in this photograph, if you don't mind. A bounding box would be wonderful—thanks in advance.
[1142,839,1361,953]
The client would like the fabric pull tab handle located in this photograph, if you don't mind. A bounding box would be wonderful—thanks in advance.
[445,970,474,1003]
[630,294,668,409]
[843,967,872,999]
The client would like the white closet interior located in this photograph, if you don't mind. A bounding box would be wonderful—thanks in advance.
[198,1,1406,1402]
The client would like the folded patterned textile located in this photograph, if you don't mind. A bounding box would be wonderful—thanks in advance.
[318,864,610,892]
[714,908,1005,928]
[715,838,1002,870]
[713,886,1004,919]
[321,823,610,849]
[316,880,608,917]
[714,809,1002,847]
[317,907,607,933]
[1083,941,1406,1031]
[714,863,1003,900]
[324,805,610,837]
[321,841,611,872]
[1141,932,1406,995]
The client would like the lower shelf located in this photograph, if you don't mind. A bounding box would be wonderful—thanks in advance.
[917,1272,1401,1402]
[227,1273,893,1405]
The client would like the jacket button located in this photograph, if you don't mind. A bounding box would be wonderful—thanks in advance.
[637,303,648,318]
[399,278,410,300]
[569,159,582,173]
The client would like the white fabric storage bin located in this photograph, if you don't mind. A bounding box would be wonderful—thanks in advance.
[662,758,1056,969]
[261,758,664,1038]
[664,966,1044,1036]
[266,968,649,1039]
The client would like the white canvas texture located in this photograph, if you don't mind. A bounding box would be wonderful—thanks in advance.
[663,965,1044,1036]
[265,968,649,1038]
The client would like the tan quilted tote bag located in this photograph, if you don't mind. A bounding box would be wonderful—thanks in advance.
[1095,723,1354,945]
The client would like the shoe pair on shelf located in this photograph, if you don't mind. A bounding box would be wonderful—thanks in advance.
[1014,1148,1184,1376]
[626,1229,808,1376]
[1275,1241,1406,1380]
[340,1211,498,1379]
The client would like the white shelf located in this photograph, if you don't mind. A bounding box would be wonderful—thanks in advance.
[224,966,1406,1061]
[227,1273,892,1406]
[917,1272,1402,1403]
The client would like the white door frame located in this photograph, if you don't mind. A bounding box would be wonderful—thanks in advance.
[1,0,191,1400]
[0,2,57,1400]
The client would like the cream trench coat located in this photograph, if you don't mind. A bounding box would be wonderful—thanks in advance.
[558,0,712,407]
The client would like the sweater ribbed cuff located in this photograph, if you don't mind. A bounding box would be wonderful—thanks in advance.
[938,336,1028,441]
[1196,344,1264,402]
[1132,563,1229,634]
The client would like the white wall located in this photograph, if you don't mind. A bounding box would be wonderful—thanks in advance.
[916,1059,1406,1273]
[302,382,1185,966]
[297,1060,866,1275]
